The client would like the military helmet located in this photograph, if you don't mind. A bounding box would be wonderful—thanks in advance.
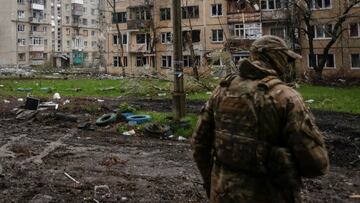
[250,35,302,60]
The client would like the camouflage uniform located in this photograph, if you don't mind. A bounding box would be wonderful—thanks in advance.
[192,36,329,203]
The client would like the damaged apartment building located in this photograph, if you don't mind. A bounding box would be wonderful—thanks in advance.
[0,0,103,67]
[104,0,297,75]
[105,0,360,78]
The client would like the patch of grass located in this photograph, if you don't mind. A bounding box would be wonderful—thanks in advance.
[298,84,360,114]
[128,111,198,138]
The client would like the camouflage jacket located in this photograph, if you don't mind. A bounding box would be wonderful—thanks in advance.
[192,59,329,203]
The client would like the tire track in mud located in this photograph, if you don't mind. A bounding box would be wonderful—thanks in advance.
[20,130,75,165]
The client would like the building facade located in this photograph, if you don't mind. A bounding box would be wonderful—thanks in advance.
[0,0,52,66]
[51,0,103,67]
[0,0,103,68]
[104,0,360,78]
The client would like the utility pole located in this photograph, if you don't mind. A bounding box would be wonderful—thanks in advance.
[172,0,186,120]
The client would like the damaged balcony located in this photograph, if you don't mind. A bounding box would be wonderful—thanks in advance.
[226,0,261,23]
[72,3,84,16]
[127,6,153,30]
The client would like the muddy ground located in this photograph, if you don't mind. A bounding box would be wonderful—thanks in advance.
[0,97,359,203]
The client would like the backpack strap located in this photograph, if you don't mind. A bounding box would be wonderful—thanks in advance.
[257,76,283,91]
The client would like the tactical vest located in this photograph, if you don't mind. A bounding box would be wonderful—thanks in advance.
[213,74,292,175]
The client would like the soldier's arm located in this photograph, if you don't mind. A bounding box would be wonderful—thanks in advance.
[192,88,218,196]
[282,88,329,178]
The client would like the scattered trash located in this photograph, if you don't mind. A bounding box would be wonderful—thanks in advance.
[157,93,167,97]
[40,87,53,93]
[25,97,40,110]
[121,197,128,201]
[96,113,117,126]
[98,87,115,91]
[121,112,133,120]
[178,136,187,141]
[126,115,151,125]
[64,172,80,184]
[17,98,24,102]
[53,93,61,100]
[338,79,346,84]
[78,122,96,131]
[16,88,32,92]
[38,102,59,110]
[350,194,360,199]
[144,123,171,138]
[3,100,10,104]
[97,99,105,103]
[122,129,136,136]
[305,99,315,104]
[63,99,70,105]
[0,84,4,88]
[94,185,111,199]
[206,91,212,95]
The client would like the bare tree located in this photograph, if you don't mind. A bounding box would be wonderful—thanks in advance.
[293,0,360,81]
[106,0,126,77]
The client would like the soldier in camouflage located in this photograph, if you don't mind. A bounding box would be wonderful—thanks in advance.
[192,35,329,203]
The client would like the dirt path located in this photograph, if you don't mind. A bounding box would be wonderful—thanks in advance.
[0,97,359,202]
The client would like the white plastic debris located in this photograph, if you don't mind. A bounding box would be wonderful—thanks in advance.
[122,129,136,136]
[53,93,61,100]
[64,172,80,184]
[121,197,128,201]
[3,100,10,104]
[17,98,24,102]
[206,91,212,95]
[63,99,70,105]
[0,84,4,88]
[305,99,315,104]
[178,136,187,141]
[157,93,166,96]
[97,99,104,103]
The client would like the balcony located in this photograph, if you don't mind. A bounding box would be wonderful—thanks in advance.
[29,45,45,52]
[128,0,153,8]
[226,38,254,52]
[227,12,261,23]
[31,3,44,10]
[72,4,84,16]
[30,31,46,37]
[71,0,83,4]
[127,19,153,30]
[29,17,46,24]
[129,44,151,53]
[261,10,287,21]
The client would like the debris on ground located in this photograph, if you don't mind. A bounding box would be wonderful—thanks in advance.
[305,99,315,103]
[3,100,10,104]
[98,87,115,91]
[94,185,111,199]
[16,88,33,92]
[97,99,105,103]
[122,129,136,136]
[178,136,187,141]
[126,115,151,125]
[157,93,166,97]
[17,98,24,102]
[63,99,71,105]
[66,88,82,92]
[96,113,117,126]
[25,97,40,110]
[64,172,80,184]
[53,93,61,100]
[143,123,171,138]
[38,102,59,110]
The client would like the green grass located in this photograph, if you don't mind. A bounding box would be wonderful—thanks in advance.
[116,110,198,138]
[0,78,359,114]
[298,84,360,114]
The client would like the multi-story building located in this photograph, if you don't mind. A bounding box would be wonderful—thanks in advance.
[51,0,103,67]
[104,0,228,76]
[104,0,360,79]
[0,0,52,66]
[298,0,360,79]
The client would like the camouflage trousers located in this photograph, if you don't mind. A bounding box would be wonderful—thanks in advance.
[209,163,301,203]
